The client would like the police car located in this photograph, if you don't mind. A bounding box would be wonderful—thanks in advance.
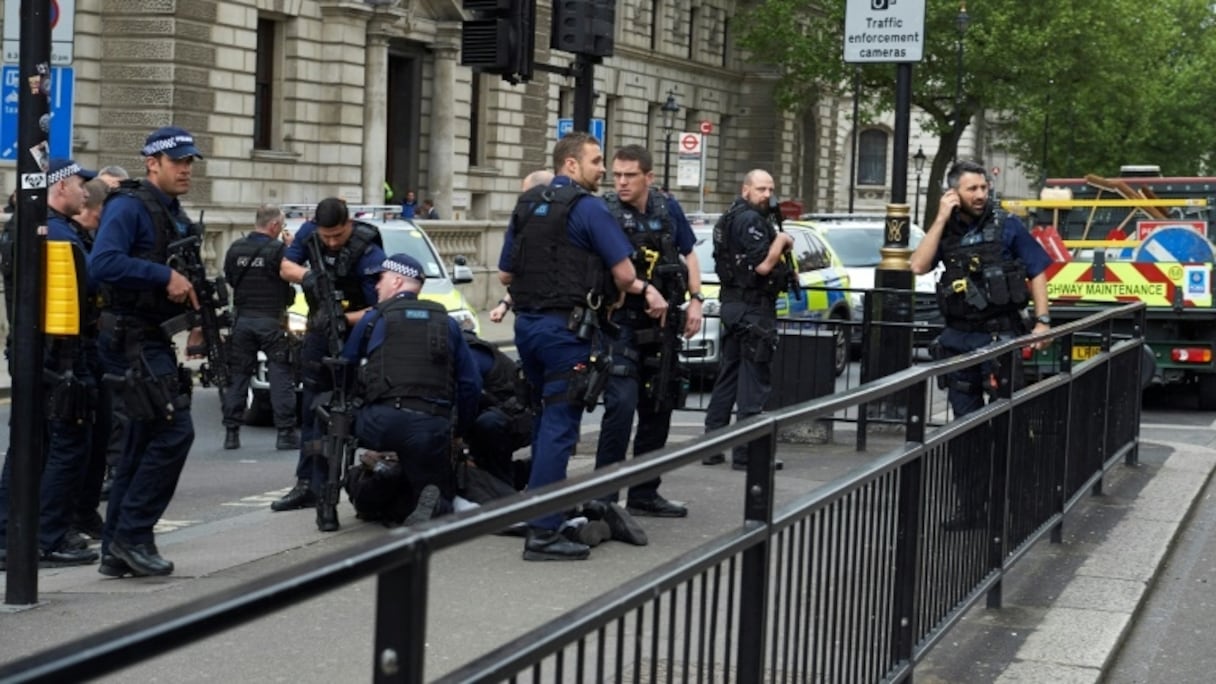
[245,206,478,425]
[681,223,853,378]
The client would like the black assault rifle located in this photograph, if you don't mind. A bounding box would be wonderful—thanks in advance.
[767,196,802,302]
[162,219,233,394]
[305,233,357,513]
[640,247,689,413]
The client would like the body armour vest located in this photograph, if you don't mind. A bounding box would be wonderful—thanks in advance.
[605,189,685,313]
[359,297,453,405]
[713,200,785,299]
[936,212,1030,327]
[99,179,194,322]
[227,234,294,317]
[306,223,380,331]
[463,331,520,409]
[507,183,609,310]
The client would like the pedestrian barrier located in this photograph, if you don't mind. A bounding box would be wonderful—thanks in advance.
[0,303,1145,683]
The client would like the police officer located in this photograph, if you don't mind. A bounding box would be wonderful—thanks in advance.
[273,197,385,532]
[0,159,100,569]
[910,160,1051,531]
[595,145,703,518]
[463,329,533,489]
[701,169,793,470]
[341,254,481,524]
[89,126,207,577]
[220,204,299,451]
[498,131,668,561]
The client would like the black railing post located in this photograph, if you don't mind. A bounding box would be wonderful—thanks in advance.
[373,557,431,684]
[986,348,1015,609]
[889,442,924,671]
[1127,308,1145,466]
[737,425,777,680]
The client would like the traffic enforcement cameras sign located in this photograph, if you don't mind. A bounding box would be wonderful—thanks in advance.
[843,0,925,64]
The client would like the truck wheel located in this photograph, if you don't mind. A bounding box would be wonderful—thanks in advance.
[1198,374,1216,411]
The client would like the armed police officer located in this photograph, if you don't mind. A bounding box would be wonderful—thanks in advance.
[499,132,668,561]
[910,161,1051,531]
[341,254,481,525]
[88,127,208,577]
[0,159,100,570]
[910,160,1052,418]
[595,145,702,519]
[274,197,385,532]
[701,169,793,471]
[220,204,299,451]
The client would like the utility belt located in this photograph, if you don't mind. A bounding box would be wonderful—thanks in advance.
[99,312,191,422]
[98,311,169,342]
[377,396,451,418]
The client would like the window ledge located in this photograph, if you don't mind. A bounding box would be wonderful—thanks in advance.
[250,148,301,163]
[467,165,502,178]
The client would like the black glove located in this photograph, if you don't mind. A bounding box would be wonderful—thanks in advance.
[301,270,320,301]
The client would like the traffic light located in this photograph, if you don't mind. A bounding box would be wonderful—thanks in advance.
[461,0,535,84]
[551,0,615,58]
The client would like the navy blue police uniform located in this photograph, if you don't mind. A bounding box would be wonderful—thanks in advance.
[595,188,695,510]
[341,254,481,522]
[0,160,102,567]
[932,209,1051,417]
[88,129,206,576]
[497,176,633,537]
[703,197,791,467]
[281,218,384,501]
[220,229,298,442]
[463,330,534,489]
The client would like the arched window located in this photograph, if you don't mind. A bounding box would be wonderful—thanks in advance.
[857,129,888,185]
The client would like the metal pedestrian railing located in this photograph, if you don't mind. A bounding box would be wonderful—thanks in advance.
[0,303,1145,683]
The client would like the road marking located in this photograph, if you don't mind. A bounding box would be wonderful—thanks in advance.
[153,518,201,534]
[221,489,292,507]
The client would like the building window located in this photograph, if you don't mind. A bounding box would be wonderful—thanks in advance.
[688,6,698,60]
[858,129,888,185]
[650,0,661,51]
[253,18,279,150]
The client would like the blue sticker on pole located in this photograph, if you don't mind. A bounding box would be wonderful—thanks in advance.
[0,65,75,163]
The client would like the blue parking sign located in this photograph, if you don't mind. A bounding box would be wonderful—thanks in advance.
[0,65,74,163]
[556,117,605,142]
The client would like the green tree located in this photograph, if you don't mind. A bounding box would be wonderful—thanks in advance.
[737,0,1216,226]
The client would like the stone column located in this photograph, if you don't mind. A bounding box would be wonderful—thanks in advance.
[428,25,461,219]
[363,27,392,206]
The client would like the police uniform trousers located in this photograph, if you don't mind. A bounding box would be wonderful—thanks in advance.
[0,377,96,553]
[356,402,453,511]
[514,311,590,531]
[704,301,776,464]
[296,330,333,488]
[72,342,113,528]
[594,321,669,503]
[220,314,297,430]
[96,330,194,552]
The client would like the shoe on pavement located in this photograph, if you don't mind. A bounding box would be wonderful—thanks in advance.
[316,503,340,532]
[523,527,590,561]
[63,530,90,551]
[72,510,104,540]
[601,502,649,546]
[271,480,315,511]
[627,495,688,518]
[40,542,99,568]
[404,485,441,526]
[731,459,785,471]
[109,539,172,576]
[701,453,725,466]
[223,427,240,450]
[98,553,134,578]
[275,428,300,451]
[561,519,611,547]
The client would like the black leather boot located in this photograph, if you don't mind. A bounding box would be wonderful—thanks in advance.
[316,503,339,532]
[109,539,173,576]
[223,427,240,450]
[523,527,590,561]
[275,428,300,451]
[271,480,315,511]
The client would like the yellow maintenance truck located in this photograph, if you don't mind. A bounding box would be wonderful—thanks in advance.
[1004,169,1216,407]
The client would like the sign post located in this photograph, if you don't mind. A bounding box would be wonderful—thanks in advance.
[697,120,712,214]
[676,132,701,194]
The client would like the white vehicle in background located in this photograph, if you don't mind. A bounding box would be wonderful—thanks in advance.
[244,205,477,425]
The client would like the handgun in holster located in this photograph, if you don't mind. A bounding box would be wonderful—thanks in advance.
[44,368,91,425]
[953,278,988,311]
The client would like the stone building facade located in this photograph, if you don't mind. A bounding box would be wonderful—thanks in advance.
[0,0,1031,228]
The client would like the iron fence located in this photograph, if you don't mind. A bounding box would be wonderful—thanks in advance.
[0,303,1145,684]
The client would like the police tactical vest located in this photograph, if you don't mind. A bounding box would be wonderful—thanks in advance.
[605,189,685,312]
[98,179,194,321]
[507,183,609,311]
[308,222,380,329]
[463,331,521,409]
[936,211,1030,327]
[227,234,293,317]
[359,297,453,404]
[713,199,785,300]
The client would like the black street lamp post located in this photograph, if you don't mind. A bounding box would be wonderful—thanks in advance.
[954,2,970,136]
[661,89,679,192]
[913,146,926,223]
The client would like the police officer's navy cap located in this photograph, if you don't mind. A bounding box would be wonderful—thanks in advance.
[47,158,96,185]
[372,253,426,282]
[141,126,204,160]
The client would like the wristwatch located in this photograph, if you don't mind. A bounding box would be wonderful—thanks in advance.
[1035,314,1052,325]
[690,291,706,303]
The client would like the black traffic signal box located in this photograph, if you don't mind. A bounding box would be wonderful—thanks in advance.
[551,0,615,58]
[461,0,535,83]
